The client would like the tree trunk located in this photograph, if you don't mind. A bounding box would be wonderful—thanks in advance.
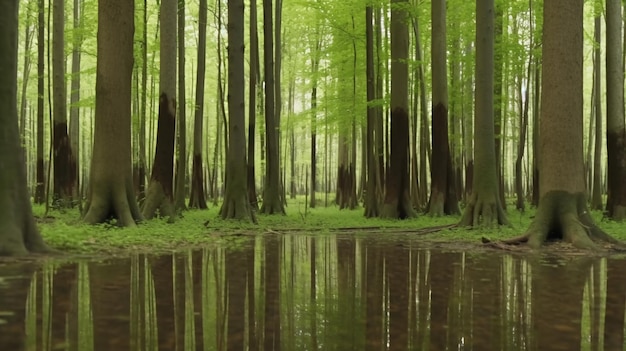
[493,4,506,210]
[521,0,618,249]
[35,0,45,204]
[69,0,82,206]
[53,0,77,206]
[260,0,285,215]
[247,0,260,210]
[428,0,459,216]
[591,11,603,211]
[189,0,207,209]
[380,0,415,219]
[219,0,253,222]
[137,0,148,201]
[0,0,50,255]
[460,0,508,227]
[83,0,144,227]
[174,0,187,212]
[364,5,380,218]
[310,28,321,209]
[143,0,177,221]
[605,0,626,220]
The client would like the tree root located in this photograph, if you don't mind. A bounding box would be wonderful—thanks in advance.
[483,191,626,252]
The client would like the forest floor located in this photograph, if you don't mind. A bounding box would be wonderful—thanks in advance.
[21,196,626,259]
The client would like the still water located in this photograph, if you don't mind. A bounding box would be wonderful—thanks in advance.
[1,234,625,350]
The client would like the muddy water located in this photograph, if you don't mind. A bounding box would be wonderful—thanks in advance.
[1,234,625,350]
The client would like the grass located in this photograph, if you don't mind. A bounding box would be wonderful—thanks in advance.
[29,196,626,256]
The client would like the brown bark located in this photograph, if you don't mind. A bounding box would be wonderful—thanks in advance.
[35,0,45,204]
[174,0,187,212]
[247,0,260,210]
[142,94,176,221]
[364,5,380,218]
[83,0,143,227]
[0,0,50,255]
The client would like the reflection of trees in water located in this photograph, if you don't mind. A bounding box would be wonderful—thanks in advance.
[4,237,626,350]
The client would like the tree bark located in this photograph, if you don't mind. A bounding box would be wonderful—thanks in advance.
[428,0,459,216]
[380,0,415,219]
[0,0,50,255]
[364,5,380,218]
[591,11,603,211]
[174,0,187,212]
[460,0,508,227]
[82,0,143,227]
[53,0,77,206]
[35,0,45,204]
[143,0,177,221]
[189,0,207,209]
[219,0,254,222]
[260,0,285,215]
[605,0,626,220]
[247,0,260,210]
[69,0,82,206]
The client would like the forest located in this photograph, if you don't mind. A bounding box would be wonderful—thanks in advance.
[1,0,626,256]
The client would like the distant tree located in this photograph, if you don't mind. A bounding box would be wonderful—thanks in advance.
[0,0,49,255]
[82,0,143,226]
[364,4,380,218]
[189,0,208,209]
[34,0,45,204]
[174,0,187,212]
[591,7,603,211]
[52,0,77,206]
[143,0,177,221]
[219,0,254,221]
[247,0,260,210]
[380,0,415,218]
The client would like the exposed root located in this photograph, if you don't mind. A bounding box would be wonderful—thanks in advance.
[484,191,626,252]
[459,192,509,227]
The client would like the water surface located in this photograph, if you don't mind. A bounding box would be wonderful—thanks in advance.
[0,234,625,350]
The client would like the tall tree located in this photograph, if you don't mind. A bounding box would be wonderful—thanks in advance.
[189,0,208,209]
[143,0,177,221]
[428,0,459,216]
[503,0,620,249]
[247,0,260,210]
[219,0,254,221]
[380,0,415,218]
[0,0,50,255]
[310,23,321,209]
[34,0,45,204]
[591,7,603,211]
[364,4,380,218]
[83,0,143,226]
[260,0,285,215]
[605,0,626,220]
[52,0,77,205]
[174,0,187,212]
[69,0,83,204]
[460,0,508,226]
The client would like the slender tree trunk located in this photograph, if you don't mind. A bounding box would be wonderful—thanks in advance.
[428,0,459,216]
[0,0,50,255]
[493,4,506,210]
[35,0,45,204]
[260,0,285,215]
[463,44,474,202]
[143,0,177,221]
[137,0,148,201]
[53,0,77,206]
[605,0,626,220]
[19,3,33,148]
[69,0,82,205]
[591,11,603,211]
[247,0,260,210]
[380,0,415,218]
[310,28,321,209]
[189,0,207,209]
[220,0,253,221]
[364,5,380,218]
[174,0,187,211]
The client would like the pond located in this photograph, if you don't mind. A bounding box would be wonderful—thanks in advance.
[0,234,625,350]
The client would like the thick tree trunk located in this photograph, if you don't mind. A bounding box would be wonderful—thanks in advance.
[0,0,50,255]
[605,0,626,220]
[460,0,508,227]
[380,0,415,219]
[495,0,621,250]
[83,0,143,227]
[219,0,254,222]
[189,0,207,209]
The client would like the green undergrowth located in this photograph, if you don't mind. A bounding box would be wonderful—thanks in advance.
[29,197,626,256]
